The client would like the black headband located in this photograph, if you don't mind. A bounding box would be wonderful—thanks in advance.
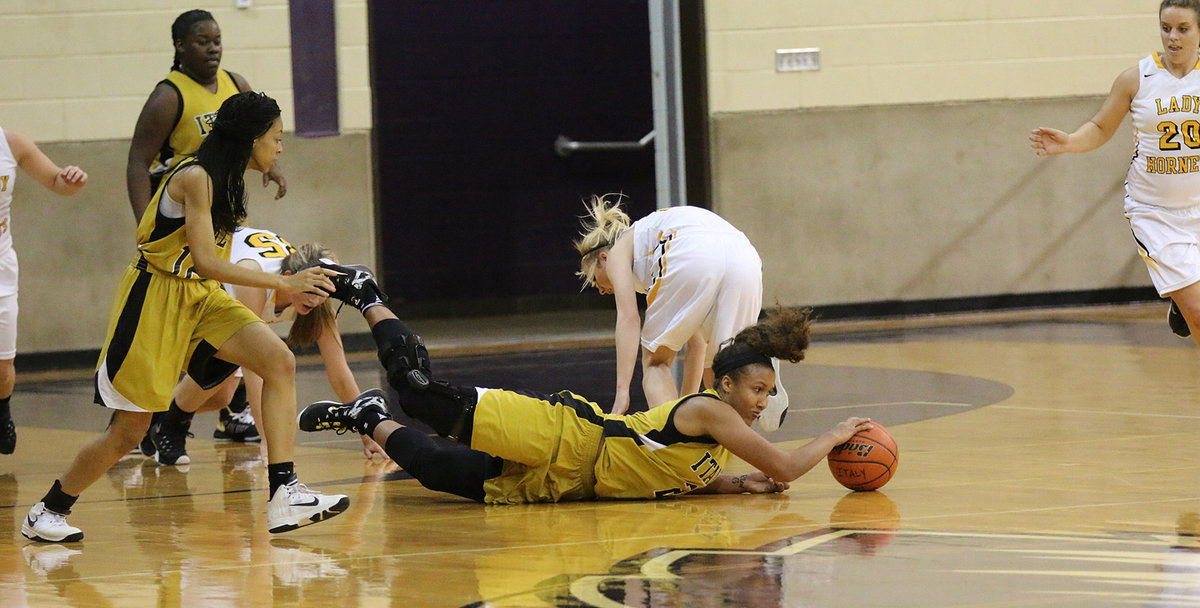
[580,242,609,258]
[712,347,772,380]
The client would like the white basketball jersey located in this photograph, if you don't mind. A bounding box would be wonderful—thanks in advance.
[1126,53,1200,209]
[629,206,748,293]
[225,227,295,324]
[0,128,20,296]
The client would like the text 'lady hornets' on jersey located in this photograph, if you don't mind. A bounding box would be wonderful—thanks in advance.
[95,160,259,413]
[1127,52,1200,209]
[474,388,730,504]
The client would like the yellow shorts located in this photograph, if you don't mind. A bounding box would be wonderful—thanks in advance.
[94,264,261,413]
[473,388,605,504]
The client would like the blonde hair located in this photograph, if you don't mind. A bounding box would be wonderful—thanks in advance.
[280,242,337,348]
[573,194,631,288]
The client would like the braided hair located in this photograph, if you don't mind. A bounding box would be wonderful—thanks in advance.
[194,92,280,240]
[170,9,216,71]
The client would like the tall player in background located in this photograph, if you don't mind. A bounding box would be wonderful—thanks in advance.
[1031,0,1200,342]
[574,195,789,430]
[0,127,87,455]
[126,9,285,223]
[142,226,385,465]
[126,9,288,439]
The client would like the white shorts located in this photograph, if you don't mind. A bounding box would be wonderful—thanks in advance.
[1125,196,1200,296]
[640,232,763,365]
[0,292,16,360]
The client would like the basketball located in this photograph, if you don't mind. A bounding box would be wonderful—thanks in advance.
[827,422,899,491]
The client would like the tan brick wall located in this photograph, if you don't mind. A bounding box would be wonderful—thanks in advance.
[706,0,1154,113]
[0,0,371,142]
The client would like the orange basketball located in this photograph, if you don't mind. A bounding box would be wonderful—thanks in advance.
[827,422,899,491]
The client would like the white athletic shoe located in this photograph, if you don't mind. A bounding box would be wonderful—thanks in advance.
[758,357,790,432]
[22,502,84,543]
[267,481,349,534]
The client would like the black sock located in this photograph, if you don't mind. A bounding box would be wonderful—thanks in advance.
[161,400,195,426]
[358,408,391,438]
[227,382,248,414]
[41,480,78,515]
[0,396,10,420]
[267,462,296,497]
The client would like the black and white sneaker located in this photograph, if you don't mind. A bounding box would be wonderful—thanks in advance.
[306,259,388,312]
[151,418,192,466]
[214,407,260,442]
[297,388,389,435]
[22,502,83,543]
[267,480,349,534]
[1169,300,1191,339]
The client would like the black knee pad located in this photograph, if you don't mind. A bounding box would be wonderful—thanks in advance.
[374,321,432,391]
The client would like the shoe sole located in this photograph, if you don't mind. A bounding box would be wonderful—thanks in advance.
[21,526,84,543]
[213,430,262,443]
[268,496,350,534]
[155,453,191,466]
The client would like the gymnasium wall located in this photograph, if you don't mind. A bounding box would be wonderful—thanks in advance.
[705,0,1157,307]
[0,1,1166,357]
[0,1,374,354]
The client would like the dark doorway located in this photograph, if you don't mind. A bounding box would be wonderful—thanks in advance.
[368,1,661,316]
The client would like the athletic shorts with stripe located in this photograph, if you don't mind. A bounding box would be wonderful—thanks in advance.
[473,388,604,504]
[1126,196,1200,296]
[94,262,261,413]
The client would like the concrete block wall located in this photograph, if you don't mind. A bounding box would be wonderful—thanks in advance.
[705,0,1161,308]
[0,1,374,355]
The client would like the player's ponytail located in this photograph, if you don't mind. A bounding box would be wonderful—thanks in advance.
[712,306,813,382]
[573,194,632,288]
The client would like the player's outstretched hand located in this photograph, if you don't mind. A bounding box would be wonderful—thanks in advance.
[1029,127,1070,156]
[265,164,287,199]
[828,417,873,445]
[742,471,789,494]
[282,265,337,297]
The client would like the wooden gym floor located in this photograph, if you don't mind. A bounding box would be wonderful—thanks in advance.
[3,302,1200,607]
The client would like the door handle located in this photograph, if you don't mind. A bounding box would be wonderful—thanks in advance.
[554,131,655,157]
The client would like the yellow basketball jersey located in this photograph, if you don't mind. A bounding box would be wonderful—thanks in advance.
[474,388,731,503]
[134,160,230,280]
[156,69,241,170]
[593,389,731,499]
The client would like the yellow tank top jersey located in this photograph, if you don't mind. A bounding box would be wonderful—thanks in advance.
[156,69,241,170]
[475,388,729,503]
[135,160,230,279]
[593,389,731,499]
